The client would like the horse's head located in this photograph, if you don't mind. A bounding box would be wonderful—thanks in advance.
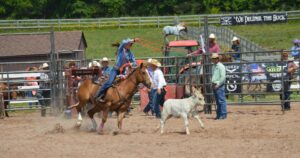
[134,63,152,89]
[0,83,17,100]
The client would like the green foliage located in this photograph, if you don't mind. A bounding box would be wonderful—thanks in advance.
[1,0,300,19]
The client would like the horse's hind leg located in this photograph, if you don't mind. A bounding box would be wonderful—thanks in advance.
[75,104,83,128]
[4,102,9,117]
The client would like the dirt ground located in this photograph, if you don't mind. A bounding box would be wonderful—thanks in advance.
[0,104,299,158]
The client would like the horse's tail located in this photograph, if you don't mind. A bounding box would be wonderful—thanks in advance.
[68,102,79,109]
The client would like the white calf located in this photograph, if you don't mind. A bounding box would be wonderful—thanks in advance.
[160,87,205,135]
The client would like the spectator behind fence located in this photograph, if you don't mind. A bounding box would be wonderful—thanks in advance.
[211,53,227,120]
[101,57,112,79]
[25,67,38,108]
[230,36,241,61]
[291,39,300,59]
[281,51,298,111]
[208,34,220,53]
[37,63,50,116]
[88,60,101,84]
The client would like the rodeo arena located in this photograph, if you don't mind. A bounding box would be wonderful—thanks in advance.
[1,11,300,158]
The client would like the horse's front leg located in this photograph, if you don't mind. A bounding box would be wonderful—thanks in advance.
[117,111,126,130]
[97,108,109,134]
[74,105,83,128]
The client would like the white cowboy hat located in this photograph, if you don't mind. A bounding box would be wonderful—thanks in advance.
[211,53,219,59]
[231,36,239,42]
[148,59,161,67]
[102,57,109,62]
[41,63,49,68]
[288,57,294,61]
[88,60,100,68]
[209,33,216,39]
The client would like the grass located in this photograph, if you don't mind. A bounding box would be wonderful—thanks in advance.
[83,28,164,59]
[229,21,300,50]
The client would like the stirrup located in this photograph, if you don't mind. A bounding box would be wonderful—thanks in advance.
[93,80,100,84]
[95,95,105,103]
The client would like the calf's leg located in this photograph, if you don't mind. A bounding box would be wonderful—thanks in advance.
[194,115,204,128]
[181,113,190,135]
[160,114,172,134]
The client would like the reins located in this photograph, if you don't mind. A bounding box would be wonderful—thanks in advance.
[111,68,139,105]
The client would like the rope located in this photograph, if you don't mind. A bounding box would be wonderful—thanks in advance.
[138,39,162,53]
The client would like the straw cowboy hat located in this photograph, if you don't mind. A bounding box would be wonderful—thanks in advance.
[102,57,109,62]
[231,36,239,42]
[148,58,161,67]
[211,53,219,59]
[209,33,216,39]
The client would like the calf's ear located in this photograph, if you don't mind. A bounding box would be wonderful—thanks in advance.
[191,86,196,93]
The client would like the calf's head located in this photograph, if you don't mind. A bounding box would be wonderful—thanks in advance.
[192,86,205,106]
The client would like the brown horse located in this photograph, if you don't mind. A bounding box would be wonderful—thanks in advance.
[0,83,17,117]
[70,63,152,132]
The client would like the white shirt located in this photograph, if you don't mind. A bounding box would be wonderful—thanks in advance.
[152,68,167,89]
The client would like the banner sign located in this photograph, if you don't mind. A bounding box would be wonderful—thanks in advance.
[220,13,287,26]
[225,64,242,93]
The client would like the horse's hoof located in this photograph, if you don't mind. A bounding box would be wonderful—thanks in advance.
[112,130,119,135]
[89,128,96,132]
[76,121,82,126]
[97,129,104,135]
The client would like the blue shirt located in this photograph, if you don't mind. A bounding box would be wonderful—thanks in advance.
[102,66,112,77]
[115,38,137,69]
[291,46,300,57]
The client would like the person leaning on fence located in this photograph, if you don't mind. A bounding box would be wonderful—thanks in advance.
[88,60,101,84]
[94,38,140,103]
[101,57,112,79]
[281,51,298,111]
[211,53,227,120]
[230,36,241,61]
[291,39,300,60]
[147,59,167,119]
[36,63,50,115]
[208,34,220,53]
[25,67,39,108]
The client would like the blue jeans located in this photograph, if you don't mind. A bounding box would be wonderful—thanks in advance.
[36,90,46,106]
[95,68,118,98]
[213,85,227,119]
[26,91,33,107]
[153,89,165,118]
[281,81,291,110]
[143,89,155,114]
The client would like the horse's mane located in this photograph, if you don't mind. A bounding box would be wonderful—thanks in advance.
[124,67,140,81]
